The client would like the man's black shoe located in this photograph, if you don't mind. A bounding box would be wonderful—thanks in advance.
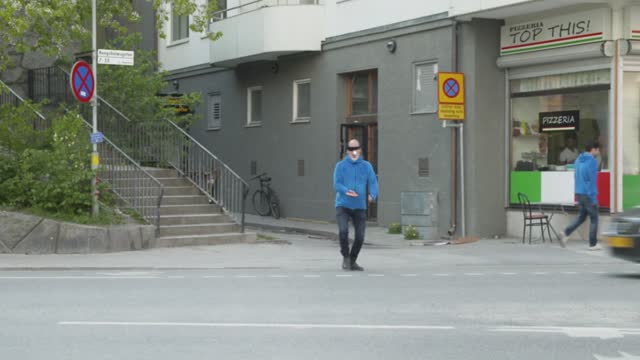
[342,257,352,271]
[351,262,364,271]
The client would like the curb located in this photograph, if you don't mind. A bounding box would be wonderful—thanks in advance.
[246,222,338,240]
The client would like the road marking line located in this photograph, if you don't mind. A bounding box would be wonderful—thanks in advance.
[58,321,455,331]
[499,272,517,276]
[591,271,606,275]
[561,271,578,275]
[401,274,418,277]
[336,274,353,278]
[367,274,384,277]
[532,272,549,275]
[203,275,225,279]
[489,326,640,339]
[303,275,321,278]
[433,273,450,277]
[267,275,289,278]
[167,276,185,279]
[464,273,485,276]
[0,276,159,280]
[236,275,259,279]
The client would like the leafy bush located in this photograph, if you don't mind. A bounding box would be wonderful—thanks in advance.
[0,109,94,215]
[388,223,402,234]
[404,225,420,240]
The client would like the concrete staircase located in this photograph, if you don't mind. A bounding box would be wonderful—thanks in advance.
[145,168,256,247]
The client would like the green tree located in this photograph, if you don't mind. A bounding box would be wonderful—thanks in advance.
[0,0,222,71]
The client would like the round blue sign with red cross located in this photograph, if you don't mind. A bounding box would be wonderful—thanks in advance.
[70,60,95,103]
[443,78,460,98]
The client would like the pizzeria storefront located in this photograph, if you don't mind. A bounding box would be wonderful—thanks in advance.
[497,6,640,213]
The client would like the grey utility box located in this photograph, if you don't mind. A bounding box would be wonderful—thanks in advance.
[400,191,439,240]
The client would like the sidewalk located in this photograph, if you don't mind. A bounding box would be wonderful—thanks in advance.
[245,214,424,247]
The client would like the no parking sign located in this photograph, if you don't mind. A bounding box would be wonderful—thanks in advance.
[70,60,95,103]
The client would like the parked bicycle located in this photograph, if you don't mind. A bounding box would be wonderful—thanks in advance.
[250,172,281,219]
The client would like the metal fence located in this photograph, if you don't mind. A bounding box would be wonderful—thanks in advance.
[0,79,50,131]
[211,0,320,22]
[97,136,164,233]
[6,74,164,234]
[27,66,248,231]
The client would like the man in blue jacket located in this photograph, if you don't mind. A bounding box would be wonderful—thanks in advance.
[334,139,379,271]
[560,141,601,250]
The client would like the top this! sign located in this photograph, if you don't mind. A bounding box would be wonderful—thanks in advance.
[97,49,134,66]
[500,9,610,56]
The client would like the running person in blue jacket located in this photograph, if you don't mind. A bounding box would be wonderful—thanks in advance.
[560,141,601,250]
[333,139,379,271]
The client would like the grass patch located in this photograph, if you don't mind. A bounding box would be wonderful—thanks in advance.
[388,223,402,234]
[404,225,420,240]
[1,205,125,226]
[257,233,275,241]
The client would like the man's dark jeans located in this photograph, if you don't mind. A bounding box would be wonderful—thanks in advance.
[564,194,599,247]
[336,207,367,261]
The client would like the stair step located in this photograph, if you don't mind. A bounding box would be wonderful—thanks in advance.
[160,204,221,216]
[143,168,179,178]
[160,214,230,226]
[159,223,240,237]
[163,186,202,196]
[156,177,192,187]
[162,195,210,206]
[155,232,257,247]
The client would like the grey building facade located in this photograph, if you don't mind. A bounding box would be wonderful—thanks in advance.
[166,16,507,238]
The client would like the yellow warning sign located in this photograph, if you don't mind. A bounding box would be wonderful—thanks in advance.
[438,104,465,121]
[438,72,465,120]
[91,152,100,169]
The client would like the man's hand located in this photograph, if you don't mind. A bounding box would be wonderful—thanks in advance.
[368,195,373,203]
[346,190,358,197]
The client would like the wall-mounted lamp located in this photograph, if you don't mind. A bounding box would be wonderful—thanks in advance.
[172,79,179,90]
[386,39,397,53]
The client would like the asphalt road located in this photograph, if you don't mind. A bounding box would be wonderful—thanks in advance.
[1,239,640,360]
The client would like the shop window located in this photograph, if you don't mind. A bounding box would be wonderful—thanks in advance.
[247,86,263,126]
[413,62,437,113]
[207,93,221,130]
[622,72,640,209]
[509,69,610,206]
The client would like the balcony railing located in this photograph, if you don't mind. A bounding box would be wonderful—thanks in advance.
[210,0,320,22]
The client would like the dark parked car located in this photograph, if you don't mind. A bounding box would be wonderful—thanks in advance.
[604,207,640,263]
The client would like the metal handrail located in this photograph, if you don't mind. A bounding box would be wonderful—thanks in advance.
[9,74,164,234]
[0,79,47,121]
[27,66,249,232]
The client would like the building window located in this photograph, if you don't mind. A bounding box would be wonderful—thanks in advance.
[293,79,311,122]
[348,70,377,117]
[208,94,221,130]
[171,10,189,42]
[210,0,227,21]
[509,69,610,206]
[247,86,263,126]
[413,61,437,113]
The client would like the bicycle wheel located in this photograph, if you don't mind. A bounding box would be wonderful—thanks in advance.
[252,190,271,216]
[270,199,281,219]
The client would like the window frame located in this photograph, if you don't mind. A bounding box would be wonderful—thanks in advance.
[292,79,312,124]
[207,93,222,131]
[346,70,378,121]
[412,61,438,114]
[247,86,263,127]
[170,7,190,44]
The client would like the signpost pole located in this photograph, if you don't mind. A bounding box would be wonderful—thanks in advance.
[91,0,99,217]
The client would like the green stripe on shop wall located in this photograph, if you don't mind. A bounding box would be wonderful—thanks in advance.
[501,37,603,55]
[623,175,640,210]
[511,172,541,204]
